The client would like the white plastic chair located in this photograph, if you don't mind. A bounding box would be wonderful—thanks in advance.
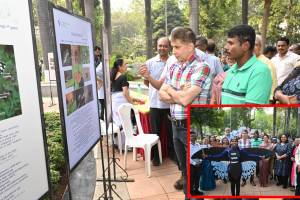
[118,103,162,177]
[100,119,122,155]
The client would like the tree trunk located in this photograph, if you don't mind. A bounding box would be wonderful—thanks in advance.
[284,108,291,134]
[273,107,277,136]
[145,0,153,59]
[81,0,85,16]
[102,0,112,54]
[84,0,96,44]
[242,0,248,25]
[261,0,271,49]
[37,0,52,70]
[65,0,73,11]
[200,125,203,140]
[189,0,199,35]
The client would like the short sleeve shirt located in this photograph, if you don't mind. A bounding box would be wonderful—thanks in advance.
[111,75,129,93]
[221,55,272,104]
[165,53,212,120]
[146,55,169,109]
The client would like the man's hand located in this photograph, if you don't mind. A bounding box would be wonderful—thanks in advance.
[180,82,191,91]
[138,64,150,79]
[159,84,175,104]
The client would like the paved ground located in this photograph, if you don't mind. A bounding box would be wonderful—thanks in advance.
[42,97,293,199]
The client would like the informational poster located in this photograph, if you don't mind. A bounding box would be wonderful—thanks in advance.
[51,6,101,170]
[0,0,49,199]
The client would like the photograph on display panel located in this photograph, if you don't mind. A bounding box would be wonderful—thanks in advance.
[188,105,300,198]
[0,44,22,121]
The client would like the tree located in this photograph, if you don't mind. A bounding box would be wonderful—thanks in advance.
[191,108,225,139]
[261,0,272,49]
[152,0,187,47]
[37,0,52,70]
[189,0,199,35]
[145,0,153,59]
[84,0,95,44]
[102,0,112,54]
[242,0,248,25]
[65,0,73,11]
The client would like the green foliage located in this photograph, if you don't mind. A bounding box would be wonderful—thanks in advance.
[0,46,22,121]
[152,0,188,47]
[44,112,65,191]
[191,108,225,137]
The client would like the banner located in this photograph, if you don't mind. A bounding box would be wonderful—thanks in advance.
[0,0,49,199]
[51,6,101,170]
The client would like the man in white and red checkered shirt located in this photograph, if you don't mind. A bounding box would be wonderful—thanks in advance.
[159,27,212,199]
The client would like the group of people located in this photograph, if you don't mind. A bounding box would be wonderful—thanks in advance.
[93,24,300,200]
[190,127,300,197]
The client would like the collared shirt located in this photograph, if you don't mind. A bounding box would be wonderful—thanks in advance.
[164,52,211,120]
[257,54,278,100]
[146,55,169,109]
[251,138,263,148]
[190,142,207,166]
[238,139,251,149]
[221,55,272,104]
[205,53,224,78]
[272,51,300,85]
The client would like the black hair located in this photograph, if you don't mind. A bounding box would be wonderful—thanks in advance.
[207,39,216,53]
[277,37,290,45]
[196,36,208,45]
[263,46,277,54]
[227,25,256,51]
[94,46,101,51]
[279,134,289,143]
[170,27,196,45]
[263,134,269,139]
[254,130,259,135]
[110,58,124,82]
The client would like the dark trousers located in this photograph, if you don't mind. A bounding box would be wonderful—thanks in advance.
[172,123,187,197]
[99,99,105,120]
[150,108,175,162]
[278,175,288,187]
[190,164,202,194]
[231,180,241,196]
[296,166,300,195]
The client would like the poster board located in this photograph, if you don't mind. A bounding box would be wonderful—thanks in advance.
[0,0,50,199]
[50,5,101,170]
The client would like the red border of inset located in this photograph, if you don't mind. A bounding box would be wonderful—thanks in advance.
[187,104,300,199]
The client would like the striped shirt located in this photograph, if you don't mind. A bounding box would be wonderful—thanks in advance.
[165,52,211,120]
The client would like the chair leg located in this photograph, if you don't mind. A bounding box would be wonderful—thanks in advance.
[124,145,128,170]
[158,140,162,164]
[118,131,122,155]
[146,145,151,177]
[133,147,137,161]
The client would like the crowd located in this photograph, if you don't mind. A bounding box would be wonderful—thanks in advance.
[92,24,300,200]
[190,127,300,197]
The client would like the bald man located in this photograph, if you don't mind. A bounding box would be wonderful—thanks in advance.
[254,35,277,101]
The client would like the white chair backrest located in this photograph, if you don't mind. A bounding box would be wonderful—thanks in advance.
[118,103,145,141]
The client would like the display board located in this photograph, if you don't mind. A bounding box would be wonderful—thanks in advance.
[50,5,101,170]
[0,0,50,199]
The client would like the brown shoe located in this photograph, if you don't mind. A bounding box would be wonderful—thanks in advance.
[174,176,183,190]
[250,181,256,186]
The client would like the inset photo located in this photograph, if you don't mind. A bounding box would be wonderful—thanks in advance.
[80,46,89,64]
[188,106,299,198]
[66,91,76,116]
[0,44,22,121]
[72,63,84,90]
[71,45,81,65]
[74,87,85,109]
[84,84,93,104]
[82,67,91,82]
[60,44,72,66]
[64,70,73,88]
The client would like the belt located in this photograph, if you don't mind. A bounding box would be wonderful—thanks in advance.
[168,115,187,128]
